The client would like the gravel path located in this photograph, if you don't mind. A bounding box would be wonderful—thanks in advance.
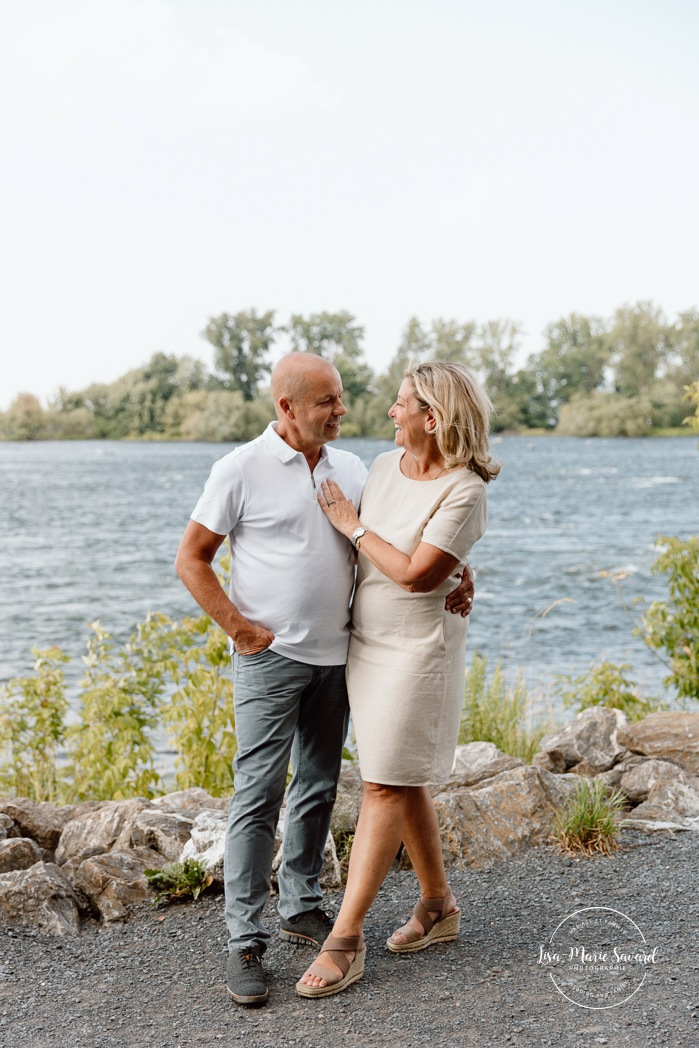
[2,829,697,1048]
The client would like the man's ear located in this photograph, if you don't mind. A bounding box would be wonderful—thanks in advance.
[279,396,295,419]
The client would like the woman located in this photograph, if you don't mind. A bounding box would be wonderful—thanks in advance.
[296,361,500,998]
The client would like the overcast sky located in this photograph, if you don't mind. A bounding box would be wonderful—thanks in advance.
[1,0,698,409]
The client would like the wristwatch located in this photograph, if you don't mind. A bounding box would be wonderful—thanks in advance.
[352,526,370,550]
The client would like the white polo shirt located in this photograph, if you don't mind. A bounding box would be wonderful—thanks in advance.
[190,422,368,665]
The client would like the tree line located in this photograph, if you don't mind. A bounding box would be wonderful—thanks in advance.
[2,302,697,441]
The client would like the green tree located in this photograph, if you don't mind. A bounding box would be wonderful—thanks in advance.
[607,302,667,398]
[536,313,610,410]
[0,393,48,440]
[430,318,477,364]
[177,390,274,442]
[203,309,277,400]
[666,310,699,390]
[287,311,373,401]
[475,320,522,430]
[556,391,653,437]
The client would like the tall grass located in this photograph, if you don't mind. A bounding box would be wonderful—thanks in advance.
[552,777,627,856]
[458,652,552,763]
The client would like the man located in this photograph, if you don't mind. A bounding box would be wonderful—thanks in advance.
[175,353,473,1006]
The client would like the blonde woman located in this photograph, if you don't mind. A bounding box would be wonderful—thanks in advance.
[296,361,500,997]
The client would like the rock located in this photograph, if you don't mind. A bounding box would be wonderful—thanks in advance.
[616,759,698,804]
[623,781,699,832]
[69,848,160,922]
[595,754,647,789]
[0,799,90,853]
[0,813,19,841]
[0,837,44,873]
[0,862,81,935]
[131,810,194,861]
[180,809,228,886]
[55,798,152,865]
[534,708,628,774]
[617,712,699,775]
[151,787,230,814]
[431,765,580,870]
[440,742,524,790]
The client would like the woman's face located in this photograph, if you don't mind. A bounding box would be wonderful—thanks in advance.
[388,379,431,450]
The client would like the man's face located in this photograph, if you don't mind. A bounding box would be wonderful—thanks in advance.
[290,368,347,448]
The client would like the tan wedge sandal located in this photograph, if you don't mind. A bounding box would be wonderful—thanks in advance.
[295,934,366,998]
[386,895,461,954]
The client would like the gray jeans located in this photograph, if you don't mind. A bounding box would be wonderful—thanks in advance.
[224,649,349,953]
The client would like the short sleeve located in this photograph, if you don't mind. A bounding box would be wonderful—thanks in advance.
[421,477,487,561]
[190,454,245,537]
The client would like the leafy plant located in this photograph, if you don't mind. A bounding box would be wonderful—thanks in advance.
[555,659,663,721]
[144,858,213,906]
[552,777,627,856]
[639,537,699,705]
[66,615,180,801]
[334,830,355,879]
[0,647,70,802]
[160,613,237,797]
[459,652,551,762]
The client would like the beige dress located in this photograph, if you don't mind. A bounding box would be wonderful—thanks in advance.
[347,449,488,785]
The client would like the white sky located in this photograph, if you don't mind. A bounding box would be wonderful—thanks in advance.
[1,0,698,409]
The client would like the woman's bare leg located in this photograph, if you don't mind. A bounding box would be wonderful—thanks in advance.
[389,786,457,943]
[298,781,407,988]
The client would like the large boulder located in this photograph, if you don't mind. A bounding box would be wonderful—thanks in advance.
[617,712,699,776]
[0,814,19,841]
[623,781,699,833]
[0,838,44,873]
[180,809,228,886]
[439,742,524,791]
[151,787,230,814]
[68,848,160,922]
[55,798,152,865]
[0,862,81,935]
[130,810,194,862]
[534,708,628,775]
[0,799,100,854]
[431,765,580,870]
[616,759,698,804]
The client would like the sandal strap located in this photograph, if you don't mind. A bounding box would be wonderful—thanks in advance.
[320,934,362,953]
[413,896,449,934]
[317,934,363,979]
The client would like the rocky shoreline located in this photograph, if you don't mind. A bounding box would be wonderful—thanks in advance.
[2,709,698,935]
[1,709,699,1045]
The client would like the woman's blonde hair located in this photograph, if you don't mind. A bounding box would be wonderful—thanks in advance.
[405,361,501,483]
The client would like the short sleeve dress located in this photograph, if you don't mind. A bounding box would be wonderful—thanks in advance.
[347,449,488,786]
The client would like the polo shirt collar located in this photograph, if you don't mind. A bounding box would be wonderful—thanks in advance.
[264,422,332,467]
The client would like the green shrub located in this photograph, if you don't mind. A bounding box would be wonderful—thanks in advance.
[459,652,552,762]
[66,616,177,801]
[0,647,70,802]
[552,777,627,856]
[555,659,663,721]
[160,613,237,797]
[144,858,213,906]
[639,537,699,705]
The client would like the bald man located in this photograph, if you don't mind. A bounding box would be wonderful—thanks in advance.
[176,354,471,1006]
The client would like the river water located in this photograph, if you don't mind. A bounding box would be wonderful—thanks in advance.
[1,436,697,713]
